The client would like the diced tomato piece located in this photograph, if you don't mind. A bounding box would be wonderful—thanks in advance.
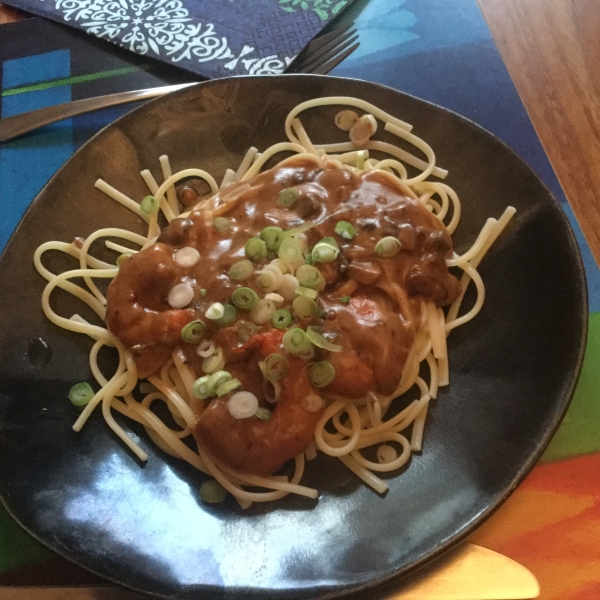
[239,329,285,356]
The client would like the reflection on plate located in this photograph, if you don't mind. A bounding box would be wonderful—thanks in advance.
[0,75,587,599]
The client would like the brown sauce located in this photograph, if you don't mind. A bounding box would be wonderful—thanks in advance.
[105,156,461,475]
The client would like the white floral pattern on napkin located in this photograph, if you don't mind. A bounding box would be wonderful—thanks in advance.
[49,0,293,73]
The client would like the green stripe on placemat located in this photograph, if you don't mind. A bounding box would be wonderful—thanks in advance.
[541,312,600,462]
[1,66,140,97]
[0,507,53,572]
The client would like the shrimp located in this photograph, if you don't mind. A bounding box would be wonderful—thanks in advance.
[193,332,323,476]
[323,294,417,398]
[106,244,195,378]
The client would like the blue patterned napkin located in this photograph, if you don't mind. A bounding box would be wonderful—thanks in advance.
[1,0,355,78]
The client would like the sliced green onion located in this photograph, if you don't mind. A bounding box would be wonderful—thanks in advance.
[278,187,299,207]
[265,292,284,306]
[306,326,343,352]
[260,226,284,251]
[232,287,259,310]
[270,258,289,274]
[200,288,207,298]
[193,376,212,399]
[181,320,206,344]
[296,265,323,288]
[245,238,267,262]
[293,296,318,319]
[68,382,94,407]
[321,236,339,249]
[200,479,227,504]
[278,274,299,300]
[339,296,351,304]
[295,285,318,300]
[213,217,230,232]
[334,221,356,240]
[256,269,281,293]
[262,353,288,381]
[304,252,315,265]
[216,378,242,397]
[197,340,216,358]
[206,302,225,320]
[375,236,402,258]
[271,309,292,329]
[255,407,272,422]
[202,347,224,374]
[229,259,254,281]
[283,328,311,354]
[215,304,237,326]
[174,247,200,267]
[208,370,232,393]
[278,236,303,267]
[309,361,336,388]
[249,298,276,325]
[312,241,339,263]
[116,253,133,267]
[140,195,159,214]
[228,391,259,419]
[236,320,259,341]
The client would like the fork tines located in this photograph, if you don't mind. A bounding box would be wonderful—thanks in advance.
[287,22,359,75]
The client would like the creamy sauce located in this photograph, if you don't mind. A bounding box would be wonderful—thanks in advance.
[105,156,461,475]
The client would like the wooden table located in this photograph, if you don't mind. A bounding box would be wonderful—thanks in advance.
[2,0,600,263]
[477,0,600,265]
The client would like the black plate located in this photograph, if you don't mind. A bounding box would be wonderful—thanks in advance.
[0,76,587,599]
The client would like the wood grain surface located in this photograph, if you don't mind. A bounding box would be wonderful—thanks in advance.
[0,3,24,23]
[477,0,600,264]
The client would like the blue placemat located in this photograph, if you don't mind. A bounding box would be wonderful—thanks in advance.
[0,0,356,78]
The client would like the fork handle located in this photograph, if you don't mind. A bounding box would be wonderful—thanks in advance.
[0,83,196,142]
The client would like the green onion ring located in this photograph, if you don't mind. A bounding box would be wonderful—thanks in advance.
[232,287,259,310]
[311,242,339,263]
[309,361,336,388]
[199,479,227,503]
[193,375,212,399]
[260,226,284,251]
[292,296,317,319]
[271,309,292,330]
[306,326,343,352]
[263,353,288,381]
[229,259,254,281]
[180,320,206,344]
[375,236,402,258]
[214,304,237,326]
[334,221,356,240]
[283,328,312,354]
[278,187,299,207]
[68,382,94,407]
[255,407,272,422]
[216,378,242,397]
[140,195,159,214]
[245,238,267,262]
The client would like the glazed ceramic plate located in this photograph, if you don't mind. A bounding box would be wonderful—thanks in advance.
[0,76,587,599]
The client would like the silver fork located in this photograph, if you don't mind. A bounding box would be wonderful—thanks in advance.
[0,25,359,142]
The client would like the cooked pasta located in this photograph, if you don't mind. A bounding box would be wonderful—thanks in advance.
[34,97,515,508]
